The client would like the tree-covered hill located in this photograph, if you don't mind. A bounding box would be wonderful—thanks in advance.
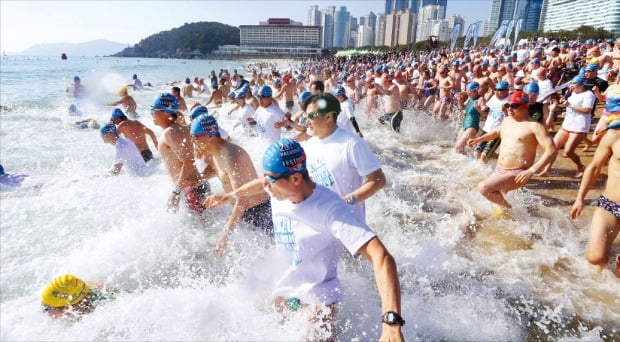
[113,22,239,58]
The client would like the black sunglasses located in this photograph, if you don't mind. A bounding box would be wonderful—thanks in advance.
[504,103,524,109]
[265,172,292,183]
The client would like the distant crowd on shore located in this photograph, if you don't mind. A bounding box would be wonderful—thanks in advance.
[37,36,620,340]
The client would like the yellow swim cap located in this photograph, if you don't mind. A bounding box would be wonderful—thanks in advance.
[589,58,600,65]
[41,274,90,307]
[119,86,128,96]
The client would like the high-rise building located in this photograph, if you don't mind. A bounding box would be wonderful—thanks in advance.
[307,5,321,26]
[447,14,465,37]
[522,0,543,31]
[542,0,620,34]
[238,18,321,57]
[409,0,420,13]
[385,9,417,46]
[350,16,359,32]
[357,24,376,47]
[333,6,351,48]
[416,4,446,41]
[375,13,387,46]
[420,0,447,18]
[486,0,521,35]
[385,0,394,14]
[321,6,336,48]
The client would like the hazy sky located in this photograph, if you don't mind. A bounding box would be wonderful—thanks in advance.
[1,0,491,53]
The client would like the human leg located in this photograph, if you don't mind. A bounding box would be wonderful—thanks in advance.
[477,172,522,208]
[586,205,620,273]
[563,132,586,176]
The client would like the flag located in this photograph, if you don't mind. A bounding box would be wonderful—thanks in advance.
[472,21,483,48]
[463,23,476,49]
[504,19,517,46]
[513,19,524,45]
[450,23,462,51]
[490,20,509,47]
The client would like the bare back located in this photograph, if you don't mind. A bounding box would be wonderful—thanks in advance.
[118,120,149,151]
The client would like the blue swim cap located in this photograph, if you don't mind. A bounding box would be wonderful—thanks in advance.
[190,114,219,137]
[532,58,541,64]
[151,93,179,115]
[466,82,480,91]
[518,61,525,66]
[585,64,598,71]
[374,66,382,73]
[68,104,78,113]
[453,60,461,66]
[482,60,489,67]
[190,105,209,120]
[73,76,80,82]
[185,78,191,84]
[133,74,137,79]
[111,108,126,119]
[0,164,4,175]
[572,75,587,85]
[491,61,499,67]
[299,91,312,105]
[262,138,306,175]
[333,86,346,97]
[100,123,117,135]
[227,91,236,99]
[258,85,272,98]
[495,81,509,91]
[524,82,539,94]
[235,91,246,100]
[274,78,282,85]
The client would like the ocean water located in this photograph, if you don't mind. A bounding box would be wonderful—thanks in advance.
[1,56,618,341]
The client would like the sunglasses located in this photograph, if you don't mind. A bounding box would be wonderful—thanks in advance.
[504,103,524,109]
[305,111,330,120]
[265,172,292,183]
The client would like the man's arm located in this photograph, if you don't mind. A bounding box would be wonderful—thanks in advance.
[203,177,265,209]
[570,133,614,219]
[109,162,123,175]
[344,169,386,204]
[357,237,404,342]
[165,128,196,187]
[143,124,158,150]
[467,129,500,146]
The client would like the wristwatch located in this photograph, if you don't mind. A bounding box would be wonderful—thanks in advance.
[382,311,405,326]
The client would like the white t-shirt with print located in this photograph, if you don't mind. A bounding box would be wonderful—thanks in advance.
[271,185,376,305]
[303,128,381,220]
[337,99,356,133]
[562,90,595,133]
[115,137,147,174]
[482,95,508,132]
[255,101,286,145]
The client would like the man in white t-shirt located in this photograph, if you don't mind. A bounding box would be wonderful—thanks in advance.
[100,123,147,175]
[254,85,287,145]
[332,86,364,137]
[300,93,385,220]
[204,138,404,341]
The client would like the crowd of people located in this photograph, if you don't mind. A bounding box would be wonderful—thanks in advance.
[42,37,620,340]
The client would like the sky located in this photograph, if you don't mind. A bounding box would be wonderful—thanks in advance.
[0,0,491,53]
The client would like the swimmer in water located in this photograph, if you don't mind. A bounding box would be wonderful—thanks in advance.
[40,274,116,319]
[109,86,139,118]
[0,164,28,187]
[110,108,158,163]
[66,76,86,99]
[100,123,147,176]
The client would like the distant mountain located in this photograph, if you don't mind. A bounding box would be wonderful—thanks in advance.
[113,22,239,59]
[20,39,128,56]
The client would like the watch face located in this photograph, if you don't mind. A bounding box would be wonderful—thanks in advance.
[386,312,396,322]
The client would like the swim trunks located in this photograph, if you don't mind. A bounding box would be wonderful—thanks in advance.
[494,167,526,175]
[242,200,274,235]
[183,182,211,215]
[597,195,620,220]
[285,101,294,111]
[378,111,403,133]
[140,149,153,163]
[473,131,501,157]
[440,97,452,104]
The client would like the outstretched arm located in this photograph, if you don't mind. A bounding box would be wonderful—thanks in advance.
[358,237,404,342]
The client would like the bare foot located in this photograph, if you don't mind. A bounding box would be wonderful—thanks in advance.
[574,167,585,178]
